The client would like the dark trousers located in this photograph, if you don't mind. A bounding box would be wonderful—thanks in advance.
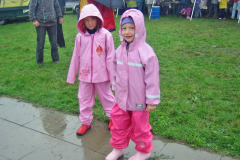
[35,25,59,64]
[208,4,218,17]
[57,18,65,47]
[219,9,226,18]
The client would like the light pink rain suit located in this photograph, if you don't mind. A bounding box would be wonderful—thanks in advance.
[110,9,161,153]
[67,4,115,125]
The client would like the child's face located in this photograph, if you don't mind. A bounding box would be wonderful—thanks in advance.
[121,23,135,43]
[84,16,97,30]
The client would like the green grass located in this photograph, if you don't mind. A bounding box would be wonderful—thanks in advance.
[0,13,239,157]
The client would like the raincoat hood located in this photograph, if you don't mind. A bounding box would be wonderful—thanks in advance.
[77,4,104,33]
[119,9,146,45]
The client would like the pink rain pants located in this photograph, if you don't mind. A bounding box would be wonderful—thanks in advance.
[78,81,115,125]
[110,103,153,153]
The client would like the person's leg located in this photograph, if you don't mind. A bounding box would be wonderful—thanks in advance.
[213,4,218,18]
[138,2,143,12]
[148,4,152,15]
[57,18,65,47]
[47,24,59,63]
[78,82,95,126]
[219,9,225,19]
[194,3,200,17]
[237,1,240,19]
[186,7,191,19]
[207,4,213,17]
[231,2,237,19]
[95,81,115,119]
[35,26,46,64]
[129,111,153,160]
[198,5,202,17]
[106,103,132,160]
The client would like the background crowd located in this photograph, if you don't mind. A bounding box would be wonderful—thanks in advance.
[131,0,239,20]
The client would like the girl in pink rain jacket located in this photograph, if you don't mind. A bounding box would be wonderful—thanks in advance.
[106,9,160,160]
[66,4,115,136]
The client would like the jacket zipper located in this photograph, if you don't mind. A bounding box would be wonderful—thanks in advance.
[91,35,94,83]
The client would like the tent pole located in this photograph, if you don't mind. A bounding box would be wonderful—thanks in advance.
[190,0,196,21]
[116,8,119,17]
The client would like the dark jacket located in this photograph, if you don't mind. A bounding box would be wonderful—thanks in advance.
[29,0,63,25]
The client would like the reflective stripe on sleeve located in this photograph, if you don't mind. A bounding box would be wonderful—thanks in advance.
[117,61,123,65]
[128,62,143,67]
[146,94,160,98]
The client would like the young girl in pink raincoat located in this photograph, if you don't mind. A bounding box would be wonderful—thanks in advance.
[67,4,115,136]
[106,9,161,160]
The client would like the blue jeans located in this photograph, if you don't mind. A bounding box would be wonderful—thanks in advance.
[35,25,59,64]
[231,1,240,19]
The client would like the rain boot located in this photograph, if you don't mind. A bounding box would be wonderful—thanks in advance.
[76,124,91,136]
[108,119,113,130]
[128,152,150,160]
[105,148,124,160]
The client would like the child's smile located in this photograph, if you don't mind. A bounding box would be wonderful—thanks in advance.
[121,23,135,43]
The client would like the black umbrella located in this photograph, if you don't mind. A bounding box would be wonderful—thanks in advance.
[95,0,126,9]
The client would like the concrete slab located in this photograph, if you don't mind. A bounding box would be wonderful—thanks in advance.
[0,97,43,125]
[160,142,221,160]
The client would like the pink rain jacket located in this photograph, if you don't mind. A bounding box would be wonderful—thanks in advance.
[114,9,160,111]
[67,4,115,84]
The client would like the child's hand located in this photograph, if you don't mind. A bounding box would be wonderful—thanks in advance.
[145,105,156,112]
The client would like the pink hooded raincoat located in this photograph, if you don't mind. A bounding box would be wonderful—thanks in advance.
[67,4,115,84]
[66,4,115,125]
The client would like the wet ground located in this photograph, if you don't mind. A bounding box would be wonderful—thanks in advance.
[0,96,239,160]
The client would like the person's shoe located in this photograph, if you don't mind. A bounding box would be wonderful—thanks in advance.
[105,148,124,160]
[53,61,59,64]
[219,18,222,20]
[128,152,150,160]
[108,120,113,130]
[76,124,91,136]
[58,44,65,48]
[37,62,44,66]
[187,16,190,19]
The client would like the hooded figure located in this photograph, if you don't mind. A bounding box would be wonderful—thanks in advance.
[67,4,115,136]
[114,9,160,112]
[107,9,161,160]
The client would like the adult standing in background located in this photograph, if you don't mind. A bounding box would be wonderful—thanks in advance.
[57,0,66,47]
[207,0,218,18]
[29,0,63,66]
[231,0,240,19]
[146,0,154,16]
[137,0,144,12]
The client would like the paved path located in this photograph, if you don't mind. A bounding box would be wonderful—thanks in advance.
[0,96,238,160]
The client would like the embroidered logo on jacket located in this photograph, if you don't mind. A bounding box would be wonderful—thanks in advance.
[136,104,143,109]
[140,142,145,149]
[80,63,90,80]
[96,45,103,57]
